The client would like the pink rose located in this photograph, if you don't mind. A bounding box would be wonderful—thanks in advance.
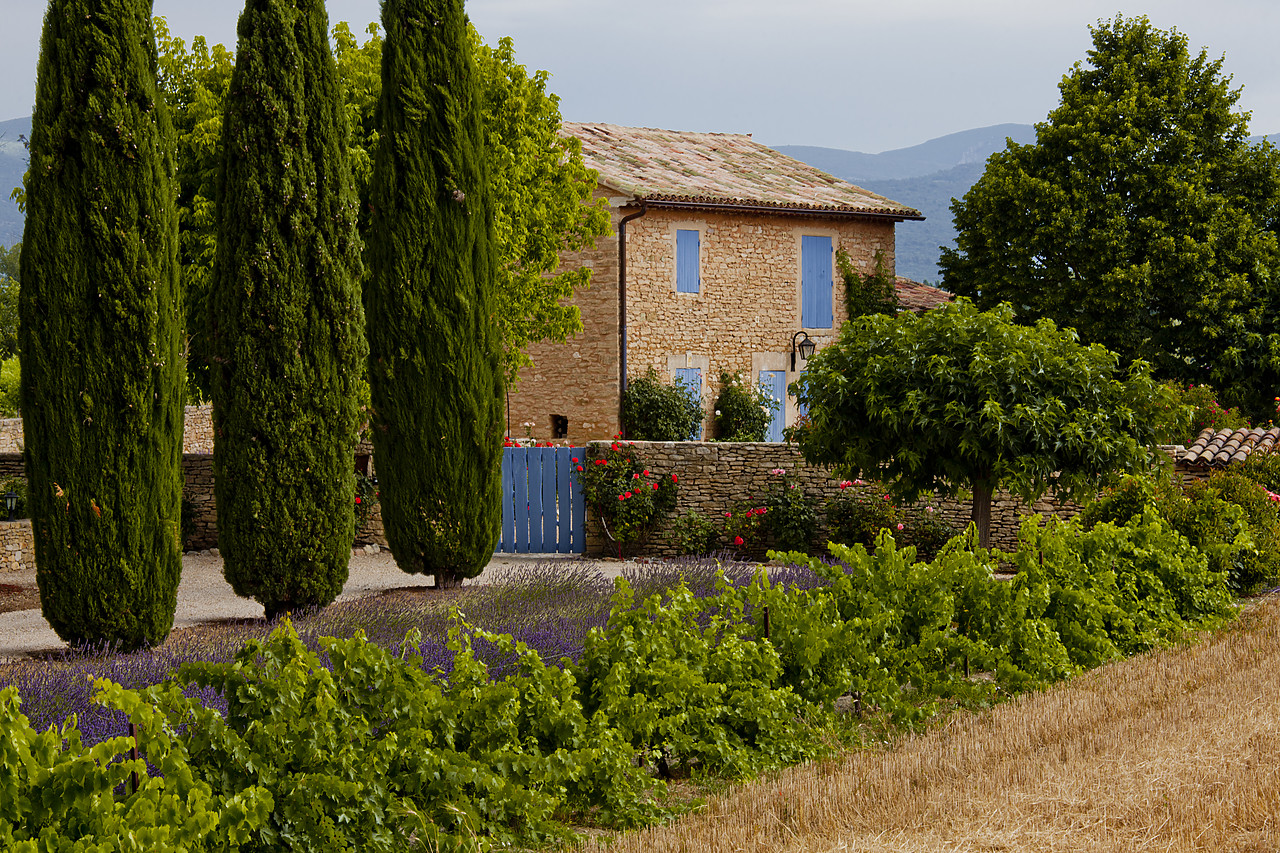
[896,523,904,531]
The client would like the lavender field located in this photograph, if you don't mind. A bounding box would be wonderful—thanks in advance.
[0,556,827,747]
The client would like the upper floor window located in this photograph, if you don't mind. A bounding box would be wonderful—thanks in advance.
[801,235,833,328]
[676,229,700,293]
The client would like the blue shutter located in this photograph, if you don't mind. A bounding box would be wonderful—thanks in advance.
[801,235,833,328]
[674,367,703,439]
[759,370,786,442]
[677,229,700,293]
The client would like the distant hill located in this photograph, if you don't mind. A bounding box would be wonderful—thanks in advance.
[776,125,1037,283]
[0,116,28,249]
[774,123,1036,184]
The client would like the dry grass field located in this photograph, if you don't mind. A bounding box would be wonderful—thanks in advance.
[590,594,1280,853]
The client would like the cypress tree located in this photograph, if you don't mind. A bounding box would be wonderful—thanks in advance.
[367,0,503,587]
[19,0,184,650]
[210,0,366,617]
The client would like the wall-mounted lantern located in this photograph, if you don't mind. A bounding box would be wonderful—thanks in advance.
[791,331,816,371]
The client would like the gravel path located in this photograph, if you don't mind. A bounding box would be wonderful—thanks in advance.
[0,549,622,661]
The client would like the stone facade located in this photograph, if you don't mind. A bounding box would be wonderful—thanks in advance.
[510,187,622,443]
[581,441,1080,558]
[0,520,31,574]
[507,195,897,444]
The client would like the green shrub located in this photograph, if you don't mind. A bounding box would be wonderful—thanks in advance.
[670,510,719,556]
[839,248,897,319]
[0,684,271,851]
[1155,382,1252,443]
[763,469,818,553]
[825,482,901,548]
[0,357,18,418]
[1203,471,1280,592]
[1081,472,1270,593]
[622,368,702,441]
[353,472,379,536]
[899,506,965,562]
[579,441,678,557]
[712,371,774,441]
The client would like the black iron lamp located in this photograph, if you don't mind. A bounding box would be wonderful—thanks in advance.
[791,330,817,370]
[4,490,17,522]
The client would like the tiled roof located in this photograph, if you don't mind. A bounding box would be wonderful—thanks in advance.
[564,122,923,220]
[896,277,953,313]
[1180,427,1280,467]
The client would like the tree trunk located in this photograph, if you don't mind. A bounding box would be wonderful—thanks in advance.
[971,481,994,549]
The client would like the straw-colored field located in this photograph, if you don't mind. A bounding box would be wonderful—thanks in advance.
[591,594,1280,853]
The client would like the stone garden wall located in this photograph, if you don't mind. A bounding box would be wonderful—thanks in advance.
[581,440,1083,558]
[0,520,31,574]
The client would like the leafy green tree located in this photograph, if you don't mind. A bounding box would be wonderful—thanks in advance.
[20,0,184,649]
[366,0,503,587]
[154,18,234,401]
[210,0,366,618]
[0,242,19,358]
[940,15,1280,419]
[793,300,1168,547]
[160,19,607,390]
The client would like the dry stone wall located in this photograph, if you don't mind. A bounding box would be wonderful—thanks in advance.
[0,520,31,574]
[582,441,1081,558]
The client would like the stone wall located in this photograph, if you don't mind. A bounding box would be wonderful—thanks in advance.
[582,441,1080,558]
[0,418,21,453]
[0,520,31,574]
[506,191,900,445]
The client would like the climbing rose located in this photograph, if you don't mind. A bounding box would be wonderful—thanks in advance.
[734,536,744,546]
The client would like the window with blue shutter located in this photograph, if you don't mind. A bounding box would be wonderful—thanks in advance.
[674,367,703,439]
[801,235,833,328]
[759,370,786,443]
[676,229,700,293]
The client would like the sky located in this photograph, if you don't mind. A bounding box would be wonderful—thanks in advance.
[3,0,1280,153]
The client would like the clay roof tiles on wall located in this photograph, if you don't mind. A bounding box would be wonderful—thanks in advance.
[895,276,953,313]
[1181,427,1280,467]
[564,121,924,221]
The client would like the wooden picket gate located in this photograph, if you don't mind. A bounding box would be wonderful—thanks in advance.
[496,446,587,554]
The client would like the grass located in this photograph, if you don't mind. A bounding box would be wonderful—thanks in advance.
[580,593,1280,853]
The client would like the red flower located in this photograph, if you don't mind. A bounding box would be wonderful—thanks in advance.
[643,470,650,477]
[576,465,584,471]
[355,497,362,504]
[671,474,678,483]
[734,536,744,547]
[618,494,626,501]
[624,491,633,499]
[652,483,658,490]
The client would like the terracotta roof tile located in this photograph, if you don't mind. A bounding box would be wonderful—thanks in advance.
[563,122,923,220]
[895,277,952,313]
[1180,427,1280,467]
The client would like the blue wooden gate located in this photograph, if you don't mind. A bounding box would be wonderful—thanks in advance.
[497,446,587,553]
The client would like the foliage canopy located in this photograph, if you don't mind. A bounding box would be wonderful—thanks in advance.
[209,0,366,617]
[940,15,1280,419]
[20,0,184,649]
[365,0,503,587]
[793,300,1168,546]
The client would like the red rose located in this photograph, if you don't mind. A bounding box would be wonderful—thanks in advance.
[734,536,744,546]
[671,474,678,483]
[355,497,362,504]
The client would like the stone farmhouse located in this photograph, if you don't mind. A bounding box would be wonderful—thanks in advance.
[506,122,925,444]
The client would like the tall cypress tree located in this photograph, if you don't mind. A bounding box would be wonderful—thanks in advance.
[367,0,503,587]
[19,0,184,650]
[210,0,366,617]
